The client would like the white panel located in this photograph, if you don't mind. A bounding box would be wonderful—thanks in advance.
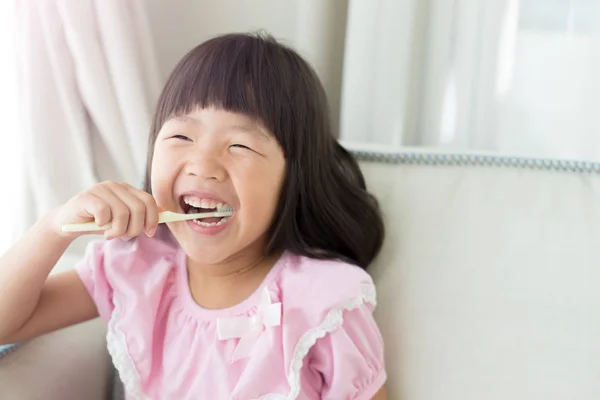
[361,158,600,399]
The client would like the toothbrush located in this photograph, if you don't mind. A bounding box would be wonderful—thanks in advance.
[61,210,234,233]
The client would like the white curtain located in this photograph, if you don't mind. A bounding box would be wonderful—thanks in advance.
[14,0,161,253]
[293,0,348,136]
[340,0,600,161]
[0,1,21,254]
[340,0,421,147]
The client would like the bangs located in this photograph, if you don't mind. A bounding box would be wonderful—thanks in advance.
[153,33,300,154]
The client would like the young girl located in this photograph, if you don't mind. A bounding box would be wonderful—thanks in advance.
[0,33,387,399]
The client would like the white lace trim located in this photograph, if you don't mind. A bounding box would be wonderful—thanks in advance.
[255,283,378,400]
[106,294,149,400]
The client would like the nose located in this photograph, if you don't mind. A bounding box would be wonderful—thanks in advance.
[184,150,227,182]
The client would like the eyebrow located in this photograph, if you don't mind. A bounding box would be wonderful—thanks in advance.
[171,115,270,140]
[172,115,199,124]
[229,123,271,141]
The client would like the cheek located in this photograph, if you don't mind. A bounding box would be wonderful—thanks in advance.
[150,149,179,206]
[238,160,285,218]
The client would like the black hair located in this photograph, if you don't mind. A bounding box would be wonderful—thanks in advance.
[144,32,384,269]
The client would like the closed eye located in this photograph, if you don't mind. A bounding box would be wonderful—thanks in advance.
[230,143,263,156]
[230,144,251,150]
[172,134,192,141]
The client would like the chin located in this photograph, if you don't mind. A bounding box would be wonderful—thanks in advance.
[182,237,269,268]
[178,240,228,265]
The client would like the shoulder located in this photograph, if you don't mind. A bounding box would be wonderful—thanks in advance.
[276,252,377,316]
[82,226,179,273]
[77,228,180,294]
[76,227,181,322]
[272,253,386,397]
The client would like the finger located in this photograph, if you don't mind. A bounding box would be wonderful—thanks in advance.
[76,193,112,227]
[92,183,132,239]
[108,183,148,239]
[64,192,111,237]
[125,186,159,237]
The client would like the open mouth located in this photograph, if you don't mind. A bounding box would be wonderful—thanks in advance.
[179,196,234,227]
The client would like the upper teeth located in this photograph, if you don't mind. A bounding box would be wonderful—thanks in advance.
[183,196,232,212]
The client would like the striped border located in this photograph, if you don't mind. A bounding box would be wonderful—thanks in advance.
[0,343,20,358]
[350,150,600,174]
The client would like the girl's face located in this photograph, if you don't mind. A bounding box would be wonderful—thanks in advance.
[151,107,286,266]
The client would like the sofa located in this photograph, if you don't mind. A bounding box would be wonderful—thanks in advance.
[1,146,599,399]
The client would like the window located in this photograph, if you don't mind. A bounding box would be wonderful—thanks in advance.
[519,0,597,34]
[493,0,600,159]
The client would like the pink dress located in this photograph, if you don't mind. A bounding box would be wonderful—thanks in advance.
[76,231,386,399]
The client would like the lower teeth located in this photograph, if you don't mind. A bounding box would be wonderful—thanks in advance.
[191,216,230,227]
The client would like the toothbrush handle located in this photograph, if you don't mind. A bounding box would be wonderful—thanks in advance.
[61,211,233,233]
[61,221,111,233]
[61,211,177,233]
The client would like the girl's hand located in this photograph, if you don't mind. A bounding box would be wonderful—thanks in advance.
[50,181,159,240]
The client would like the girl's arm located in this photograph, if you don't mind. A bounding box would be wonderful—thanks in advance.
[0,181,159,345]
[0,215,97,344]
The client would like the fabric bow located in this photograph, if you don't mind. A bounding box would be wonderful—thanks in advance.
[217,287,282,363]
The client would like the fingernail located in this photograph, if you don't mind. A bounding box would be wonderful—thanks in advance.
[121,236,132,241]
[146,227,157,237]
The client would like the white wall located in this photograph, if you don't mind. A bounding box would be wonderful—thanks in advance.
[146,0,348,135]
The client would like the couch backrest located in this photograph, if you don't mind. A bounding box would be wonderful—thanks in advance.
[356,150,600,399]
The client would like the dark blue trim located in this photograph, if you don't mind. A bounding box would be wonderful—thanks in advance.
[0,343,20,358]
[349,150,600,174]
